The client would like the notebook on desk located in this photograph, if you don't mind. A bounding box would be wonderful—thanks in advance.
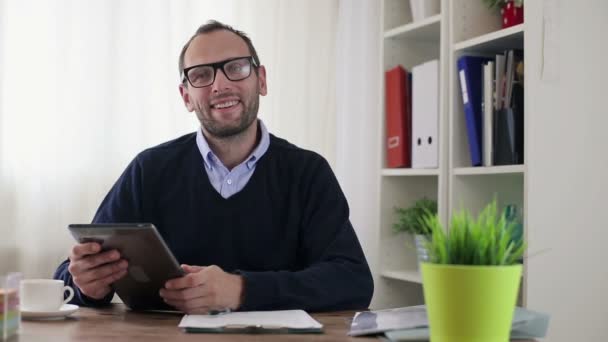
[178,309,323,334]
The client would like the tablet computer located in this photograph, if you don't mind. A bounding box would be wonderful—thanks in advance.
[68,223,185,311]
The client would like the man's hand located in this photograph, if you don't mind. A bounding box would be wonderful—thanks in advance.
[159,264,244,314]
[67,242,129,300]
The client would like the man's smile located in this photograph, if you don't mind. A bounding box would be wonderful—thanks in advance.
[212,100,240,109]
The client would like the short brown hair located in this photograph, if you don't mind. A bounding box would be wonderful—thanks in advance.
[178,20,261,81]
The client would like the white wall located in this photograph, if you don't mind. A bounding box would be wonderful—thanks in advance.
[526,1,608,341]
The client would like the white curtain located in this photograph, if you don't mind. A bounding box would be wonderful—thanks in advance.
[334,0,381,305]
[0,0,338,277]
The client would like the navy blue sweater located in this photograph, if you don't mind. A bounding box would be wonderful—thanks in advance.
[54,133,373,311]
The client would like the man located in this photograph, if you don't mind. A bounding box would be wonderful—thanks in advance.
[54,20,373,314]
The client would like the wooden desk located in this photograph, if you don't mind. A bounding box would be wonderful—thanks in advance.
[18,304,537,341]
[19,304,378,341]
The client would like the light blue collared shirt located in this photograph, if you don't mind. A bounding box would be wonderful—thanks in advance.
[195,120,270,199]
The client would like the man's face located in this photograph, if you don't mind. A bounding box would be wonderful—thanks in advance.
[179,30,267,138]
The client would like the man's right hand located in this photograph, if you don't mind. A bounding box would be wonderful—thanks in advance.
[67,242,129,300]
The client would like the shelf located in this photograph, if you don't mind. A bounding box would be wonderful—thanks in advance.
[381,270,423,284]
[453,24,524,53]
[453,165,525,176]
[381,168,440,176]
[377,0,531,311]
[384,14,441,42]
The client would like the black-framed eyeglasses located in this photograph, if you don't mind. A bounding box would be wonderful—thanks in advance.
[182,56,258,88]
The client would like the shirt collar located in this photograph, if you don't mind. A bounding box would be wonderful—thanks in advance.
[246,120,270,169]
[196,119,270,171]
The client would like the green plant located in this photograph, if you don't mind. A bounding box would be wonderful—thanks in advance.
[482,0,523,9]
[421,199,526,265]
[393,198,437,235]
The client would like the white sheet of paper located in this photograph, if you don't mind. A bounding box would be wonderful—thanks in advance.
[178,309,323,329]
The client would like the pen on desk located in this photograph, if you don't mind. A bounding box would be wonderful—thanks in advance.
[208,308,231,315]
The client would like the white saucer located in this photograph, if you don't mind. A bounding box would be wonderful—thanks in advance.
[21,304,79,320]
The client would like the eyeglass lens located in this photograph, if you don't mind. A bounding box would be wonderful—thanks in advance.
[187,58,252,87]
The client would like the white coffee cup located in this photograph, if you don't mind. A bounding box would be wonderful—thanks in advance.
[20,279,74,312]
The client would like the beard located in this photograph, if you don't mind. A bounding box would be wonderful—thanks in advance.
[196,91,259,139]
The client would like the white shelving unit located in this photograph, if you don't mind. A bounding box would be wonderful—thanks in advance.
[384,14,441,41]
[381,269,422,284]
[447,1,527,308]
[453,165,525,176]
[381,168,440,176]
[375,0,449,309]
[453,24,524,52]
[375,0,527,308]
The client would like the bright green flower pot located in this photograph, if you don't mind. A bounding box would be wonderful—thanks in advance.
[421,263,522,342]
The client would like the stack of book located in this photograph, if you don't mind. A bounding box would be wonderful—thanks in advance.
[384,60,439,169]
[0,287,20,340]
[457,49,524,167]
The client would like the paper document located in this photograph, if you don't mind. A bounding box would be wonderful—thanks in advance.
[349,305,549,340]
[348,305,427,336]
[178,309,323,333]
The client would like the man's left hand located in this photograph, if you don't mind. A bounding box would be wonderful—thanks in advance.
[159,264,244,314]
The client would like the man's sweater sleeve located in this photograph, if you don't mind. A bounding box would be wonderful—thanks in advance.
[237,157,374,312]
[53,157,145,306]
